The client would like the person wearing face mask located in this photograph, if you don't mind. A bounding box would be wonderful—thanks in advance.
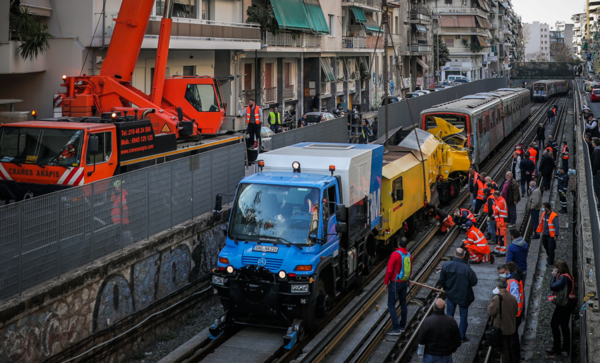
[537,202,559,266]
[487,278,518,363]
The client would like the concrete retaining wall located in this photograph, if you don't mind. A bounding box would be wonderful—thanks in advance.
[0,209,230,363]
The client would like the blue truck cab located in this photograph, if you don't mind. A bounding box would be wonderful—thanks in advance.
[210,143,383,344]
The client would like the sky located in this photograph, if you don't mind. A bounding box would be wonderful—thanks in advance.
[512,0,586,26]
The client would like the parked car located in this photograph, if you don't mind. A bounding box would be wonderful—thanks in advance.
[591,88,600,102]
[380,96,404,106]
[304,112,337,124]
[439,81,451,86]
[405,92,422,98]
[447,75,469,83]
[260,126,275,151]
[415,90,430,95]
[452,79,469,84]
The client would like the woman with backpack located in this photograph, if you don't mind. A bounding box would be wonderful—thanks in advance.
[547,260,577,359]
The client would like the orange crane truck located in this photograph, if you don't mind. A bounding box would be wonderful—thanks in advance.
[0,0,244,202]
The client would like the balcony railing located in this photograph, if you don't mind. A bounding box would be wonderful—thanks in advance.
[341,0,383,9]
[366,35,384,49]
[284,85,295,100]
[436,6,488,17]
[336,80,344,94]
[343,36,367,49]
[263,32,321,48]
[348,80,356,92]
[410,44,432,52]
[264,87,277,104]
[321,82,331,96]
[145,17,261,42]
[440,27,488,36]
[410,13,432,22]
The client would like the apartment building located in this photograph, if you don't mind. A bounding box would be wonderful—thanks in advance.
[524,21,550,60]
[572,13,584,58]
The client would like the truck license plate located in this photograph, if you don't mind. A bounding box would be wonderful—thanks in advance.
[253,246,279,253]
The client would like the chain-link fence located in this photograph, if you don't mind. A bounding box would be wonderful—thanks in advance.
[0,143,246,301]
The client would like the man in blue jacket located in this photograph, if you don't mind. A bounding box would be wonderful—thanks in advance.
[438,247,478,343]
[506,229,529,279]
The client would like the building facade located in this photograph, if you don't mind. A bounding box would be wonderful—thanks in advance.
[524,21,550,61]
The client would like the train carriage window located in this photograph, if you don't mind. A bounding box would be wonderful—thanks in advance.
[392,177,404,203]
[478,117,483,134]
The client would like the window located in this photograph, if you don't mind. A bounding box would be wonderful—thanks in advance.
[156,0,197,19]
[455,35,462,39]
[395,16,399,34]
[265,63,273,89]
[392,177,404,202]
[284,62,292,87]
[86,132,113,164]
[329,14,336,37]
[244,63,253,90]
[183,66,195,76]
[445,38,454,47]
[184,84,219,112]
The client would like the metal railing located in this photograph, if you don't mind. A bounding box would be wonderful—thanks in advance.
[341,0,383,8]
[263,31,322,48]
[436,6,488,17]
[440,27,488,36]
[342,36,367,49]
[264,87,277,104]
[410,13,432,21]
[284,85,295,100]
[0,143,246,301]
[410,44,432,52]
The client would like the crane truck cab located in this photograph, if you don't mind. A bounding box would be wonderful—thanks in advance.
[211,143,382,348]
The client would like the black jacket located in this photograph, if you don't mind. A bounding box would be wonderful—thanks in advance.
[439,257,478,307]
[519,158,535,179]
[587,141,595,157]
[539,154,555,176]
[557,172,569,193]
[536,126,545,140]
[417,310,462,356]
[592,147,600,175]
[547,110,555,118]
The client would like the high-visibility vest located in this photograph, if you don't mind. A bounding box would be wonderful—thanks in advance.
[562,145,569,160]
[393,250,412,282]
[269,112,281,125]
[476,179,486,200]
[484,194,495,214]
[111,189,129,225]
[545,146,553,154]
[548,274,576,302]
[528,147,537,162]
[459,208,477,223]
[508,278,524,317]
[536,211,558,237]
[494,196,508,219]
[465,226,490,254]
[246,106,261,124]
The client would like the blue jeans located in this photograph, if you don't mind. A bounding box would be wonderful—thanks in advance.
[423,353,453,363]
[488,219,497,242]
[388,281,408,330]
[446,298,468,340]
[530,209,540,236]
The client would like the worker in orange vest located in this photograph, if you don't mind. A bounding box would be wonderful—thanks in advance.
[239,99,264,150]
[111,180,129,225]
[492,191,509,255]
[482,188,497,243]
[426,205,455,233]
[453,207,477,230]
[485,177,498,192]
[468,167,481,210]
[536,202,559,266]
[462,222,494,264]
[474,172,487,214]
[561,141,569,171]
[528,143,539,178]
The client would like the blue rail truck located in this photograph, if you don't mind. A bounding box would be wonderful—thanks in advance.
[210,142,384,348]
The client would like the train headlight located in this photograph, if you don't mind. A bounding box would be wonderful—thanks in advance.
[291,284,309,293]
[278,270,287,279]
[226,265,234,274]
[292,161,301,173]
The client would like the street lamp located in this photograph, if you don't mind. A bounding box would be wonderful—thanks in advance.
[437,16,456,84]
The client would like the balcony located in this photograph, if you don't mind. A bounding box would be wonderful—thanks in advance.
[144,17,261,50]
[242,89,255,105]
[435,6,488,18]
[348,80,357,93]
[336,80,344,94]
[264,87,277,104]
[284,85,295,100]
[440,27,489,36]
[387,33,403,46]
[321,82,331,96]
[410,44,432,53]
[263,32,322,48]
[342,36,384,49]
[341,0,382,11]
[410,13,432,23]
[0,41,46,74]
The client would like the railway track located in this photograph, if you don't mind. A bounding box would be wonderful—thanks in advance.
[172,96,558,363]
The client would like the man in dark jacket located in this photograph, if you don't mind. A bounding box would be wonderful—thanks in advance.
[547,108,555,124]
[519,154,535,197]
[311,93,320,111]
[417,298,461,361]
[487,278,518,363]
[557,167,569,213]
[536,122,545,149]
[539,150,555,192]
[548,135,558,160]
[503,171,521,227]
[592,138,600,210]
[439,248,478,343]
[506,229,528,274]
[370,117,379,142]
[585,133,594,156]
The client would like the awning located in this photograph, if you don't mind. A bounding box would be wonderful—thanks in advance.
[305,0,330,34]
[475,16,491,29]
[412,24,428,32]
[20,0,52,16]
[351,7,367,23]
[270,0,329,34]
[477,36,488,47]
[416,58,429,70]
[440,15,477,28]
[474,0,491,12]
[364,15,383,33]
[320,58,336,82]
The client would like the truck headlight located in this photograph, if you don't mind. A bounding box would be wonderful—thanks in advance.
[212,275,227,286]
[291,284,309,293]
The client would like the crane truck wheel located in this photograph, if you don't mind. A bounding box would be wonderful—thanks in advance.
[302,279,329,333]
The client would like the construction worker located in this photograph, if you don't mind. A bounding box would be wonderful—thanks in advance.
[359,119,373,144]
[58,143,77,163]
[474,172,487,214]
[557,167,569,213]
[537,202,559,266]
[239,99,263,150]
[453,207,477,230]
[485,177,498,192]
[111,180,129,225]
[483,188,497,243]
[492,191,509,256]
[426,205,455,233]
[544,141,554,156]
[561,141,570,171]
[547,135,558,160]
[468,167,481,210]
[462,222,494,264]
[528,142,539,177]
[269,106,282,133]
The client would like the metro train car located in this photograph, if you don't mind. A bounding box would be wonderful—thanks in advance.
[532,80,568,102]
[420,87,531,167]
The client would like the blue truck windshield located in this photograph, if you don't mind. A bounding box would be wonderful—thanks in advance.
[229,183,321,245]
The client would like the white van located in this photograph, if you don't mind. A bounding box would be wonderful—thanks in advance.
[447,75,469,83]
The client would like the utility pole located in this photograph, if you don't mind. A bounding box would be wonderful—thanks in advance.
[382,5,389,152]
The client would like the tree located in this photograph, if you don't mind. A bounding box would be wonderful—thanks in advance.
[522,26,531,50]
[549,42,574,62]
[525,51,549,62]
[9,3,53,61]
[433,38,450,70]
